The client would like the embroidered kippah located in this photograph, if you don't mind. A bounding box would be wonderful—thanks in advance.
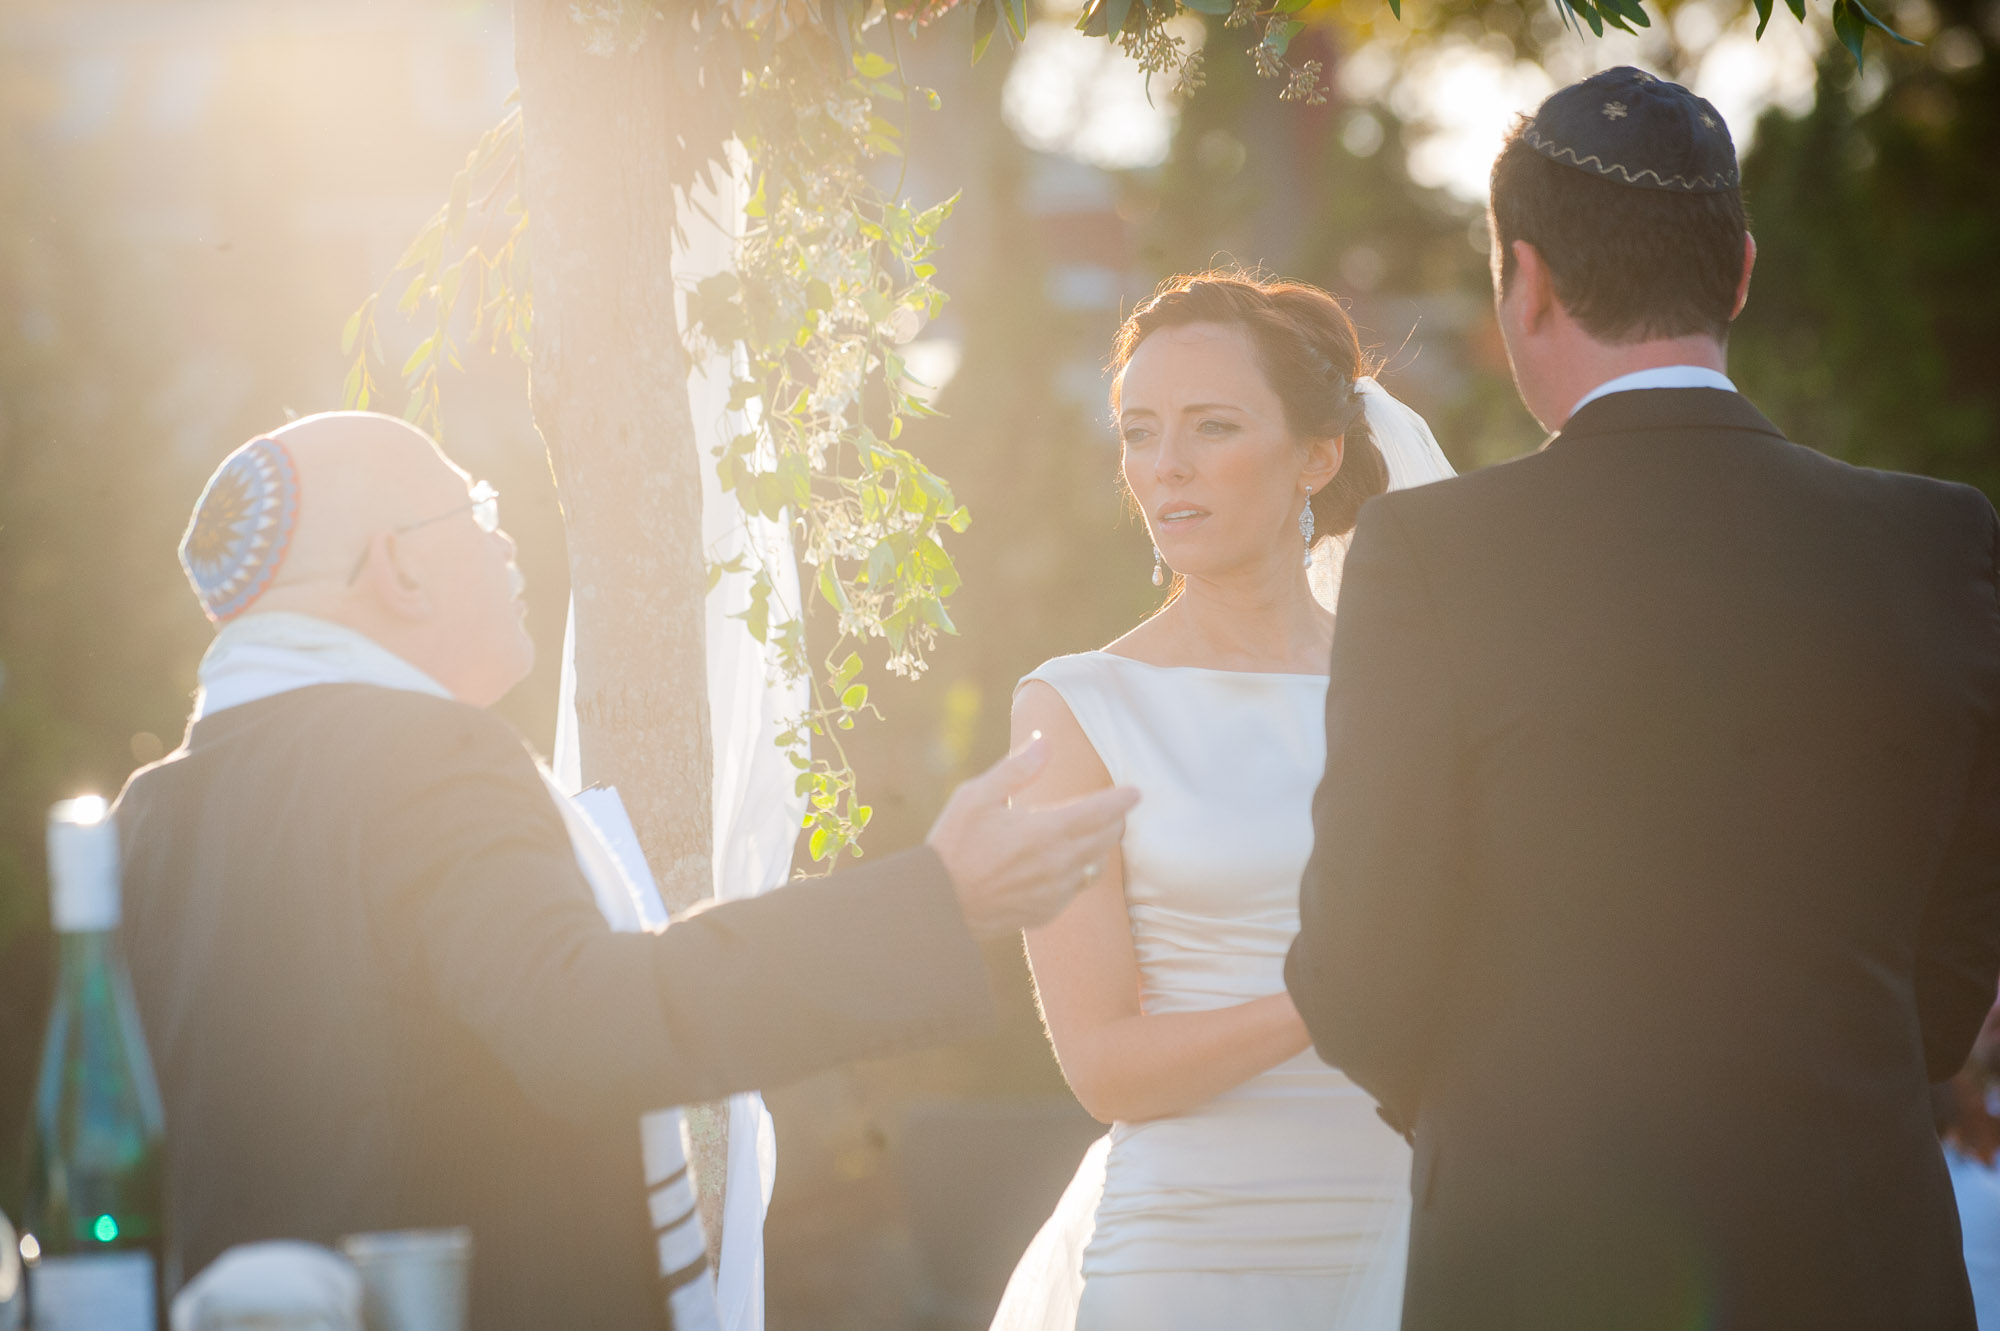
[1524,66,1739,194]
[179,436,301,623]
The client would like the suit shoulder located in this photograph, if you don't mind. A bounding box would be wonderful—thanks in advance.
[1359,445,1556,535]
[245,685,546,795]
[1791,448,1998,546]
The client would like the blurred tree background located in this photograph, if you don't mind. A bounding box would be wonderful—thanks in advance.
[0,0,1993,1325]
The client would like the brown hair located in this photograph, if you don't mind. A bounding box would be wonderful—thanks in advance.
[1109,269,1387,547]
[1489,117,1749,343]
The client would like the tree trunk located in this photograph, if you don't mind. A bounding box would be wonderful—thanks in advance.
[513,0,728,1268]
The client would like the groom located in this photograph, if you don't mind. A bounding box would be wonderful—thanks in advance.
[1287,68,2000,1329]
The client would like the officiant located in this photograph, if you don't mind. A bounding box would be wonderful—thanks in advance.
[112,410,1139,1330]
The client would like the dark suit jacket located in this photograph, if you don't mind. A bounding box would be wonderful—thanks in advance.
[115,683,992,1330]
[1285,389,2000,1330]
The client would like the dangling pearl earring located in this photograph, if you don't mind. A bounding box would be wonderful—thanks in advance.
[1299,493,1316,567]
[1151,545,1166,588]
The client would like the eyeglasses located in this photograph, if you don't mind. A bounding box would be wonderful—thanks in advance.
[346,480,501,586]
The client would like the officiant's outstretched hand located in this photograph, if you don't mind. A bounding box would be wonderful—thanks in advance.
[929,733,1136,936]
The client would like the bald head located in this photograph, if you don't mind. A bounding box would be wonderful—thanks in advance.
[185,411,535,707]
[265,412,473,590]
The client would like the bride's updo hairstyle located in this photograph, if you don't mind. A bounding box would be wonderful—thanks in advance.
[1109,269,1389,545]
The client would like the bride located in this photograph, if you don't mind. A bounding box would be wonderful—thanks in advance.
[992,270,1455,1330]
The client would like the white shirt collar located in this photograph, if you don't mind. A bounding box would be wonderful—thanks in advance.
[192,611,455,722]
[1567,366,1738,424]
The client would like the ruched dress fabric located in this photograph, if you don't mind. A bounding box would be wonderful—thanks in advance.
[997,651,1412,1331]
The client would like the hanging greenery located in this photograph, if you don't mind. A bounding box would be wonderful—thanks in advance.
[341,6,966,869]
[682,33,967,866]
[338,0,1901,872]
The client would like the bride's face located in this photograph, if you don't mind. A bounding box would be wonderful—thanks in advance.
[1117,321,1335,582]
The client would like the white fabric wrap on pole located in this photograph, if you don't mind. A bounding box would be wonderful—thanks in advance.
[555,138,804,1331]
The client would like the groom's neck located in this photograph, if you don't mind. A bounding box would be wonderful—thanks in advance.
[1525,326,1729,432]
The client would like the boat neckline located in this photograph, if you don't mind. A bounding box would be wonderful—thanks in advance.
[1083,649,1329,682]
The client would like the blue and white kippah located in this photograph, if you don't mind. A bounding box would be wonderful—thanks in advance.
[179,437,301,623]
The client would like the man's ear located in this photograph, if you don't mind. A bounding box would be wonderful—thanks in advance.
[1507,240,1556,336]
[354,531,430,621]
[1730,232,1757,321]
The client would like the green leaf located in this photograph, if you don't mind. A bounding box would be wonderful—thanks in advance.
[438,259,465,313]
[341,307,364,356]
[1605,0,1650,28]
[447,169,469,238]
[1387,0,1401,18]
[972,0,1000,59]
[1848,0,1918,44]
[1103,0,1135,36]
[342,358,363,408]
[394,217,444,274]
[865,539,897,587]
[401,335,437,379]
[913,201,953,236]
[1831,0,1866,67]
[818,563,849,611]
[853,50,895,79]
[809,826,831,861]
[842,683,869,710]
[1181,0,1233,12]
[1752,0,1773,38]
[1267,18,1306,53]
[917,597,958,634]
[1004,0,1028,40]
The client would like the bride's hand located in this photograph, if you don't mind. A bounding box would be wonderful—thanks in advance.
[926,736,1141,938]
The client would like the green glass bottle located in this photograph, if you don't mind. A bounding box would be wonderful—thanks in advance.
[20,796,167,1331]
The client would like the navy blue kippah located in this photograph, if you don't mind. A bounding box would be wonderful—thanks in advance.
[1523,66,1739,194]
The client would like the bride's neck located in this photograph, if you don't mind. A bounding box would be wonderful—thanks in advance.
[1163,564,1331,672]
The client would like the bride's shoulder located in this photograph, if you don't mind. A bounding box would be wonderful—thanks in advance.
[1014,649,1114,709]
[1012,655,1117,790]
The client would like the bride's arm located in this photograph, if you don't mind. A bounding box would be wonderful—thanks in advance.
[1015,680,1312,1125]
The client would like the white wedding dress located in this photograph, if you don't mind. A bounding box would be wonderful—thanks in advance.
[990,380,1455,1331]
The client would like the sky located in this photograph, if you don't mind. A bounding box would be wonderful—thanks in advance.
[1002,3,1825,200]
